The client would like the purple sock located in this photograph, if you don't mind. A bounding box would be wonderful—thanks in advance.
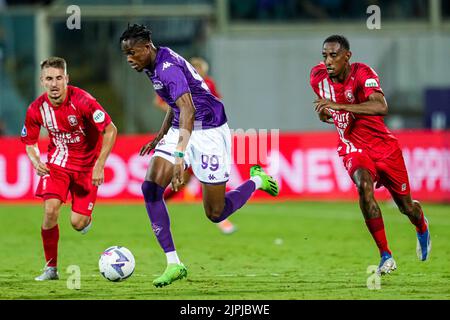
[211,180,256,223]
[141,181,175,253]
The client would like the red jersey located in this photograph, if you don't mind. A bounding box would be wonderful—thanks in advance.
[21,85,112,172]
[310,62,399,160]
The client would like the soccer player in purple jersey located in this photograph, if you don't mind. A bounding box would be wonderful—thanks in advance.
[119,24,279,287]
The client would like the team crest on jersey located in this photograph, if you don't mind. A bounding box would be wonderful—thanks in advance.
[365,78,378,88]
[21,125,27,137]
[345,89,355,103]
[93,110,105,123]
[68,115,78,126]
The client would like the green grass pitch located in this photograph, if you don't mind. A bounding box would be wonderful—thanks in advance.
[0,201,449,300]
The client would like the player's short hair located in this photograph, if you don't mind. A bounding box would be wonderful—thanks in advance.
[119,23,152,45]
[40,57,67,72]
[323,35,350,51]
[189,57,209,74]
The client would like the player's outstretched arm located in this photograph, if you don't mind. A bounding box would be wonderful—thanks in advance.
[140,107,174,156]
[25,143,50,176]
[171,92,195,191]
[92,122,117,186]
[314,93,388,116]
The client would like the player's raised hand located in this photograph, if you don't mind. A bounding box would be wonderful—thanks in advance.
[139,138,159,156]
[34,161,50,176]
[171,158,185,192]
[92,162,105,186]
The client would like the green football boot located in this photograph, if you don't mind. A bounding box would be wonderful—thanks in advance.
[153,263,187,288]
[250,165,279,196]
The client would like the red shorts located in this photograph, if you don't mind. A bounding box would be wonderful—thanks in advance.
[342,148,410,196]
[36,164,98,216]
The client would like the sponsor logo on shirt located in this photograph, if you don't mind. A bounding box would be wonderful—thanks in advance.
[330,110,351,129]
[54,132,81,144]
[162,62,173,71]
[365,78,378,88]
[68,115,78,126]
[21,126,27,137]
[153,80,163,90]
[93,110,105,123]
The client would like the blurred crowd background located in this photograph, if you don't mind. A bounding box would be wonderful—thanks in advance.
[0,0,449,135]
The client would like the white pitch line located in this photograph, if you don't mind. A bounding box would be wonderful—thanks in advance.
[89,274,147,277]
[89,273,282,278]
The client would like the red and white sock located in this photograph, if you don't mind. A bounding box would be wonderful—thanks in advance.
[41,225,59,267]
[365,217,391,256]
[408,205,428,234]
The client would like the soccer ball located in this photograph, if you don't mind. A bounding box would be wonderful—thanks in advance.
[99,246,135,282]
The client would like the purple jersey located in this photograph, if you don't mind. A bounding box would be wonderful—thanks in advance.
[144,47,227,129]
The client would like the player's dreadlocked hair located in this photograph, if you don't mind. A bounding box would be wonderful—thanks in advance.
[119,23,152,44]
[323,35,350,50]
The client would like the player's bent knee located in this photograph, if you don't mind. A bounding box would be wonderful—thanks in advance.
[395,196,415,216]
[398,202,414,216]
[71,216,89,231]
[357,179,373,201]
[44,206,59,222]
[71,221,85,231]
[204,206,224,223]
[141,181,164,203]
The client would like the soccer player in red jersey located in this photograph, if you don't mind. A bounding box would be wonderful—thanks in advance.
[310,35,431,275]
[154,56,237,235]
[21,57,117,281]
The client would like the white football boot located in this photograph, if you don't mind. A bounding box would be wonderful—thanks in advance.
[35,266,59,281]
[377,252,397,276]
